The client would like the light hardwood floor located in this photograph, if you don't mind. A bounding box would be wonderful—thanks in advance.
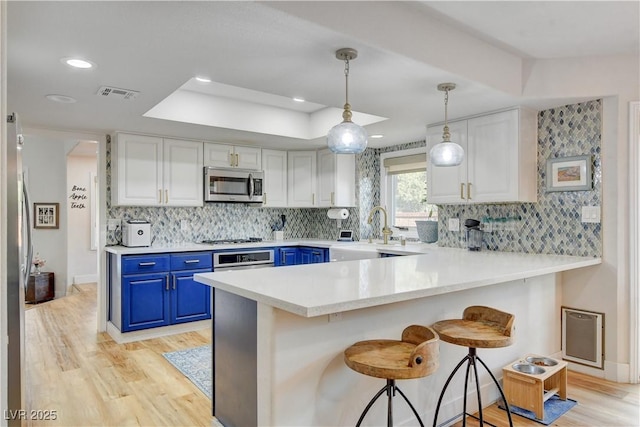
[24,284,212,426]
[24,284,639,426]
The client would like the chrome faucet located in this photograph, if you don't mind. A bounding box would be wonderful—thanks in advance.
[367,206,393,244]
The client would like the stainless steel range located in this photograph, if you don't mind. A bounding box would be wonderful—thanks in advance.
[201,237,263,245]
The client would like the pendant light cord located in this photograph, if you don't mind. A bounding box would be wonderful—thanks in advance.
[344,58,350,106]
[442,87,451,142]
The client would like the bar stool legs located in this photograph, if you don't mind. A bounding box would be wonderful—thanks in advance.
[432,348,513,427]
[355,379,424,427]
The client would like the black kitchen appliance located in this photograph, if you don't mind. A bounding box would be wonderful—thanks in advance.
[464,219,483,251]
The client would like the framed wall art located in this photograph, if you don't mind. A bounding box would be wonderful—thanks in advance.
[546,155,592,192]
[34,202,59,229]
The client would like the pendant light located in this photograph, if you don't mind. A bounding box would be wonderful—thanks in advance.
[429,83,464,167]
[327,48,368,154]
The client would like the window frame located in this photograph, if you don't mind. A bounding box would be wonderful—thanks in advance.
[379,147,432,240]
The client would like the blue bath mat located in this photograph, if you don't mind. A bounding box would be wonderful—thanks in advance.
[163,345,212,399]
[500,395,577,425]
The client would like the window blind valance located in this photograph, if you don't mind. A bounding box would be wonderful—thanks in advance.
[383,153,427,175]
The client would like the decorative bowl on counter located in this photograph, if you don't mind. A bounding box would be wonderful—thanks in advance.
[415,220,438,243]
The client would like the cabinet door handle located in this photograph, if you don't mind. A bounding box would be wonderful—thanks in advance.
[460,183,465,200]
[312,193,315,205]
[235,153,240,167]
[229,152,235,167]
[165,275,170,291]
[331,192,335,206]
[263,193,267,205]
[158,189,162,204]
[165,189,169,204]
[138,262,156,267]
[184,260,200,264]
[172,276,176,290]
[467,182,472,200]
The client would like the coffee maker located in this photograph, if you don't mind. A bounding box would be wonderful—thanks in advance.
[464,219,483,251]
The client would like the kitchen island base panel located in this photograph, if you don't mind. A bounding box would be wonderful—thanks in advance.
[213,274,561,426]
[214,289,258,427]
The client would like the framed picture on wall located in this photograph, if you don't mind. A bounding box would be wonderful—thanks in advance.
[34,202,59,229]
[546,155,592,192]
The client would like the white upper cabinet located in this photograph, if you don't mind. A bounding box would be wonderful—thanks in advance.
[204,142,261,170]
[262,149,288,207]
[317,149,356,207]
[112,133,203,207]
[427,108,537,204]
[162,138,204,207]
[288,151,317,207]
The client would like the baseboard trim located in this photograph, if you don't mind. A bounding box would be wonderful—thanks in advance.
[106,320,210,344]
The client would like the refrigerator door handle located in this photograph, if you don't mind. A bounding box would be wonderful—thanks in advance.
[22,176,34,287]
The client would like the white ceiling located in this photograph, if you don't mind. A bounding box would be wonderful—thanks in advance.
[7,1,639,150]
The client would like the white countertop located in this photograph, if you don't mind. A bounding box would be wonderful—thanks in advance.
[103,239,432,255]
[194,246,601,317]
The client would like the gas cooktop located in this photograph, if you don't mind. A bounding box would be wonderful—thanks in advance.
[200,237,263,245]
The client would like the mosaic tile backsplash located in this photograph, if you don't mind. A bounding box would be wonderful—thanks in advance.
[437,100,602,256]
[106,100,601,257]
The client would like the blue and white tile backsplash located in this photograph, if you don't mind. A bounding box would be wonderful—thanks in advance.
[106,100,602,257]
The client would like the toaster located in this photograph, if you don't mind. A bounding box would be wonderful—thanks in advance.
[122,219,151,247]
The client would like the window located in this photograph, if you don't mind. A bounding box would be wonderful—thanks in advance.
[380,148,437,238]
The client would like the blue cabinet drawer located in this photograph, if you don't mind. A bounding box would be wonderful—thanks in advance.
[122,254,170,275]
[170,252,213,271]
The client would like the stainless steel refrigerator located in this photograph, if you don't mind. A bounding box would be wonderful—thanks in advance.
[5,112,33,424]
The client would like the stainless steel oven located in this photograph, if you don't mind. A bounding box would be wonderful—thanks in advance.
[204,167,264,204]
[213,249,275,271]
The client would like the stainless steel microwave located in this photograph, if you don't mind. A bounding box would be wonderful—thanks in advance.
[204,167,264,204]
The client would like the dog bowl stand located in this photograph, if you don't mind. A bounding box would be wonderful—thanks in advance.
[502,355,568,420]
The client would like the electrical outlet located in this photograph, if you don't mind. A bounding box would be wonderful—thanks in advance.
[448,218,460,232]
[107,219,120,231]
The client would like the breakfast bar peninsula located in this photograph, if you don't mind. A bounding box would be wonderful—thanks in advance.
[194,246,599,427]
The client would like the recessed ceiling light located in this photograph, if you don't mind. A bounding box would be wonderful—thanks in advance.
[46,94,77,103]
[195,76,212,83]
[370,134,384,139]
[61,57,95,69]
[292,97,305,103]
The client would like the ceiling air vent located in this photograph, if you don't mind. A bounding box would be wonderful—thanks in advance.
[96,86,140,100]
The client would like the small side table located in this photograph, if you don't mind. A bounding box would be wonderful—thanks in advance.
[502,354,567,420]
[25,272,54,304]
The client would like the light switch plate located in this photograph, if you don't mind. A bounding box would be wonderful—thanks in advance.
[581,206,601,223]
[107,219,120,231]
[448,218,460,231]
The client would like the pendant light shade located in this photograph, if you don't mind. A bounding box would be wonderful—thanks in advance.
[429,83,464,167]
[327,48,367,154]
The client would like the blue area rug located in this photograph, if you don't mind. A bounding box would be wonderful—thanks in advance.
[163,345,212,399]
[500,395,577,425]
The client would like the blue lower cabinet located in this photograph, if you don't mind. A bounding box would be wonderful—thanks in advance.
[120,252,212,332]
[123,272,171,331]
[298,247,328,264]
[277,247,298,266]
[171,269,212,324]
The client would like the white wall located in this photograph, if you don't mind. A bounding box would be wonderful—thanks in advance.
[66,154,97,287]
[22,134,68,297]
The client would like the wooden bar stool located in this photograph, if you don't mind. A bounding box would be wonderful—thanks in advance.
[431,306,515,427]
[344,325,439,427]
